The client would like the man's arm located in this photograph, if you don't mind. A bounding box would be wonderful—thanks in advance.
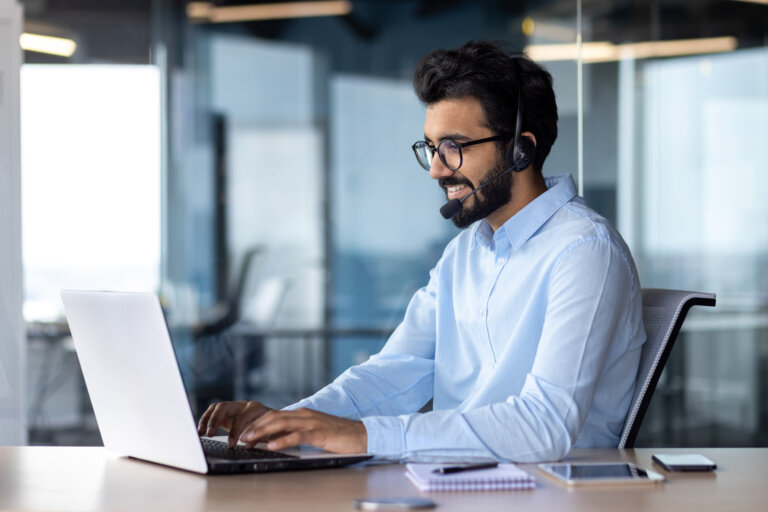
[280,247,456,419]
[199,256,446,448]
[198,345,435,452]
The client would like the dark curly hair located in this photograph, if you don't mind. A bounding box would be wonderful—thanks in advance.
[413,40,558,173]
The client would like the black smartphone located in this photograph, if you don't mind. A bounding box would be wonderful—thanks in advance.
[652,454,717,472]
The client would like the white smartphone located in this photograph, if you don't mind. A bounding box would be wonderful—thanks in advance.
[539,462,665,486]
[652,453,717,472]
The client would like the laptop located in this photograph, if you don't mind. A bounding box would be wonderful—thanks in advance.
[60,290,372,474]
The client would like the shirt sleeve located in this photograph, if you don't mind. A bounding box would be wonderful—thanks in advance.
[361,238,642,462]
[285,259,443,420]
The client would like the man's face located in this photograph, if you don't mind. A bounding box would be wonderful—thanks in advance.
[423,96,512,229]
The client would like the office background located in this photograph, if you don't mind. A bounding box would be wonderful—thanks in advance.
[2,0,767,448]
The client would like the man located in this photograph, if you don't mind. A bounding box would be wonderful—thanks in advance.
[198,41,646,462]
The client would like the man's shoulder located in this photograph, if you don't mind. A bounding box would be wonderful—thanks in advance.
[533,200,636,275]
[546,200,626,247]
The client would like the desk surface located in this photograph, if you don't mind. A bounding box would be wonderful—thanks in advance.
[1,447,766,511]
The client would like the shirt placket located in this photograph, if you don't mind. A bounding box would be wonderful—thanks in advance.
[480,236,510,367]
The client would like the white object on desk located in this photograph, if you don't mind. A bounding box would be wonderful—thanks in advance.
[406,463,535,491]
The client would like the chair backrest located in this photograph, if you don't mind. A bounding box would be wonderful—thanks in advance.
[618,288,716,448]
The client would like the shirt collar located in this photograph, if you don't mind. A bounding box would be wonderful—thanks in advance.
[472,174,578,251]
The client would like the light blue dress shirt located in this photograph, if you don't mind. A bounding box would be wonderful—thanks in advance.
[289,174,646,462]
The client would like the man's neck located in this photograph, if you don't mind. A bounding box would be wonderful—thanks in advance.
[485,171,548,232]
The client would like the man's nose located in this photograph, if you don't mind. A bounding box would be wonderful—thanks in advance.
[429,155,454,180]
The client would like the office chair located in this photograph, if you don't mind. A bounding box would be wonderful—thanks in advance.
[190,246,264,412]
[193,246,264,339]
[618,288,717,448]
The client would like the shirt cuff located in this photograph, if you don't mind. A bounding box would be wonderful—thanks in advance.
[362,415,406,459]
[281,400,307,411]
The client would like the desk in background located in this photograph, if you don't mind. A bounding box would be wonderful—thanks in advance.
[0,447,766,511]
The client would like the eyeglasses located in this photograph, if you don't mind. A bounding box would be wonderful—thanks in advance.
[411,134,507,172]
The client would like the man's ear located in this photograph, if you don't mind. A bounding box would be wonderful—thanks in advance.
[521,131,537,147]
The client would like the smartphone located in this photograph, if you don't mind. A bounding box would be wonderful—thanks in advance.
[538,462,665,486]
[354,497,437,510]
[652,454,717,472]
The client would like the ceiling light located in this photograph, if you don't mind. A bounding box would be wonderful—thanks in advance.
[19,33,77,57]
[525,36,737,63]
[521,17,535,37]
[187,1,352,23]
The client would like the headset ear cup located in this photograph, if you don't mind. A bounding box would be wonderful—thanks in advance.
[511,136,536,171]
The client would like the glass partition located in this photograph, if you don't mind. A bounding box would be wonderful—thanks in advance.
[577,1,768,446]
[17,0,768,448]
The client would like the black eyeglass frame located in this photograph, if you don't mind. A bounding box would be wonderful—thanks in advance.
[411,134,508,172]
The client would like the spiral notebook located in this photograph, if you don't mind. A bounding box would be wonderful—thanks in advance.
[406,463,536,491]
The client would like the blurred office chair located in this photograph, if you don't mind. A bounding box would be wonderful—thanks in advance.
[190,246,264,412]
[618,288,717,448]
[193,246,264,339]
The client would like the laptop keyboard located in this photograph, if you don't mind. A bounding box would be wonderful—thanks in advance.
[201,438,298,460]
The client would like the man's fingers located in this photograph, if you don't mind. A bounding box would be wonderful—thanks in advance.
[198,402,230,435]
[198,402,236,434]
[228,402,272,448]
[204,403,231,436]
[203,401,246,436]
[195,401,276,447]
[197,404,216,434]
[264,431,309,451]
[240,411,311,446]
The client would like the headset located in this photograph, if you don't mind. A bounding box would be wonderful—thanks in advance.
[506,86,536,172]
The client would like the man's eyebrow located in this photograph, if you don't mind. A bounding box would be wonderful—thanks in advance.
[442,132,472,142]
[424,132,472,143]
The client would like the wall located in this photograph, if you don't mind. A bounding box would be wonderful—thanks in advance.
[0,0,25,445]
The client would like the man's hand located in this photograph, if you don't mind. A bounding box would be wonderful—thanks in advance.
[197,400,273,448]
[240,408,367,454]
[198,402,368,454]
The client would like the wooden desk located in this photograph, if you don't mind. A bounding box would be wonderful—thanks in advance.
[0,447,766,511]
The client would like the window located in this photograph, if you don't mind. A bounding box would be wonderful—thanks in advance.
[21,65,161,322]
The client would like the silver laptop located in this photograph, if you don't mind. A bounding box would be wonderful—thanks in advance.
[61,290,372,474]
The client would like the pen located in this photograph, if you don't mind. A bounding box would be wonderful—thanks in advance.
[432,462,499,474]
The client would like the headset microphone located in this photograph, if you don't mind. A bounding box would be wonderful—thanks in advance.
[439,198,463,220]
[440,167,513,219]
[439,142,533,219]
[439,85,535,220]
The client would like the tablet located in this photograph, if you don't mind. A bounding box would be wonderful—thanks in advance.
[538,462,665,486]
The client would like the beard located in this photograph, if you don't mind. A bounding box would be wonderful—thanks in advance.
[439,158,512,229]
